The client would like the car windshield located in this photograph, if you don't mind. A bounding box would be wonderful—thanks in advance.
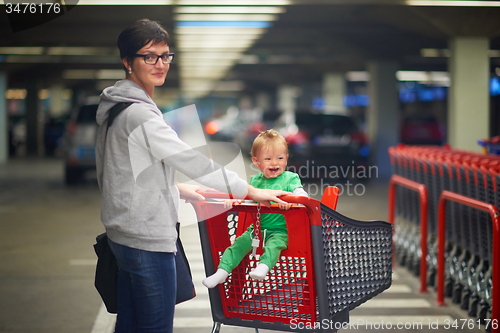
[295,113,357,135]
[76,104,98,124]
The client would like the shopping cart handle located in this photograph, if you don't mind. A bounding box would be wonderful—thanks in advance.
[196,189,314,206]
[192,189,329,227]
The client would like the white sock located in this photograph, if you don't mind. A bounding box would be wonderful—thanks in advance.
[249,263,269,280]
[202,269,229,288]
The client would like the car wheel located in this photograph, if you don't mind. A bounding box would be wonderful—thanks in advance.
[65,166,83,185]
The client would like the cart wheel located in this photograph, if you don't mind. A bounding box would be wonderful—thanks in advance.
[476,301,489,324]
[451,283,462,303]
[427,269,436,287]
[412,257,420,276]
[468,295,478,317]
[397,251,406,266]
[444,278,454,297]
[460,289,470,310]
[211,322,221,333]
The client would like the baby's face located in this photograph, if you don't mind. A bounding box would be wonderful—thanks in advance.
[252,145,288,179]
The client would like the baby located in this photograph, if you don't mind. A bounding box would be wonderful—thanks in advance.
[203,129,308,288]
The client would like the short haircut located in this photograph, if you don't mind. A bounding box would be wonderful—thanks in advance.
[117,19,170,71]
[251,129,289,157]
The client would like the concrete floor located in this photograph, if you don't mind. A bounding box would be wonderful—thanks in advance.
[0,157,487,333]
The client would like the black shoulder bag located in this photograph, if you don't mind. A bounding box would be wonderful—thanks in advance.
[93,102,195,314]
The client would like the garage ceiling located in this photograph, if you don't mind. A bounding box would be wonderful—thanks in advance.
[1,1,500,97]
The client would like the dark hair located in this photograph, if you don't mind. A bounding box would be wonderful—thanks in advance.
[117,19,170,71]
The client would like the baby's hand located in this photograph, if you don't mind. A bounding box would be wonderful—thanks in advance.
[223,199,242,209]
[278,202,292,210]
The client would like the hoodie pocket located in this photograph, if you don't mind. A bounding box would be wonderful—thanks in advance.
[129,185,162,229]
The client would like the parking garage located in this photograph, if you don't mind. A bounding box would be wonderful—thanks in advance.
[1,1,500,332]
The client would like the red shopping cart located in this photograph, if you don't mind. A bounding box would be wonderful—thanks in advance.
[191,186,393,333]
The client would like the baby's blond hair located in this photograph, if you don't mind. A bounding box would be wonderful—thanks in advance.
[251,129,288,157]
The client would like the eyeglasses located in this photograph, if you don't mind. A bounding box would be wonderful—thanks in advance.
[133,53,175,65]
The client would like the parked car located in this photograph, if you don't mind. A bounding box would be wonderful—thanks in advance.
[204,106,242,142]
[275,111,370,180]
[400,115,445,145]
[62,96,100,184]
[44,114,69,156]
[233,109,282,153]
[8,115,26,156]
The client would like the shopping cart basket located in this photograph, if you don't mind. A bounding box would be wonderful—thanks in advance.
[191,187,393,333]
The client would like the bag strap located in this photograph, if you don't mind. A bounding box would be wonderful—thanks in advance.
[105,102,133,138]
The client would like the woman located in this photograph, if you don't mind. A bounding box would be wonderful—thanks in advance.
[95,19,290,333]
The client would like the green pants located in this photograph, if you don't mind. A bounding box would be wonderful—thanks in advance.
[218,226,288,273]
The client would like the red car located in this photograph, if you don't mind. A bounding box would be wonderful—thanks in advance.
[400,115,445,145]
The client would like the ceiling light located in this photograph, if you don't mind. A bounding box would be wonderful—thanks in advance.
[266,55,294,64]
[97,70,125,80]
[174,6,286,14]
[406,1,500,6]
[62,69,125,80]
[175,27,266,35]
[175,3,285,98]
[238,55,260,64]
[346,71,371,82]
[0,47,44,55]
[213,81,245,91]
[47,47,117,56]
[4,55,57,63]
[176,21,272,28]
[180,52,242,60]
[421,48,500,57]
[175,14,277,21]
[181,73,227,80]
[178,38,255,46]
[177,34,260,41]
[78,0,173,4]
[176,0,291,4]
[490,50,500,57]
[397,71,449,85]
[5,89,27,100]
[63,70,96,80]
[181,80,215,91]
[181,47,251,53]
[420,48,451,57]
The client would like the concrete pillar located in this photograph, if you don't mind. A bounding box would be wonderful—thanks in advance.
[448,37,489,152]
[0,72,7,164]
[323,72,346,114]
[48,84,66,117]
[255,92,271,111]
[25,80,41,156]
[367,61,400,179]
[277,85,299,127]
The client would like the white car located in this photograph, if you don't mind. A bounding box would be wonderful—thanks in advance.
[62,96,100,185]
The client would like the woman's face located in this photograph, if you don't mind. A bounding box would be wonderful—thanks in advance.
[123,41,170,96]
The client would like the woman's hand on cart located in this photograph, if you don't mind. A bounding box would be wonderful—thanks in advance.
[177,183,206,203]
[246,185,291,207]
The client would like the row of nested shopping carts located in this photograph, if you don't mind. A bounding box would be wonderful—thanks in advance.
[389,144,500,332]
[191,189,393,332]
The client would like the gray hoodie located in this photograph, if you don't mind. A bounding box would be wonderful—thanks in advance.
[96,79,248,252]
